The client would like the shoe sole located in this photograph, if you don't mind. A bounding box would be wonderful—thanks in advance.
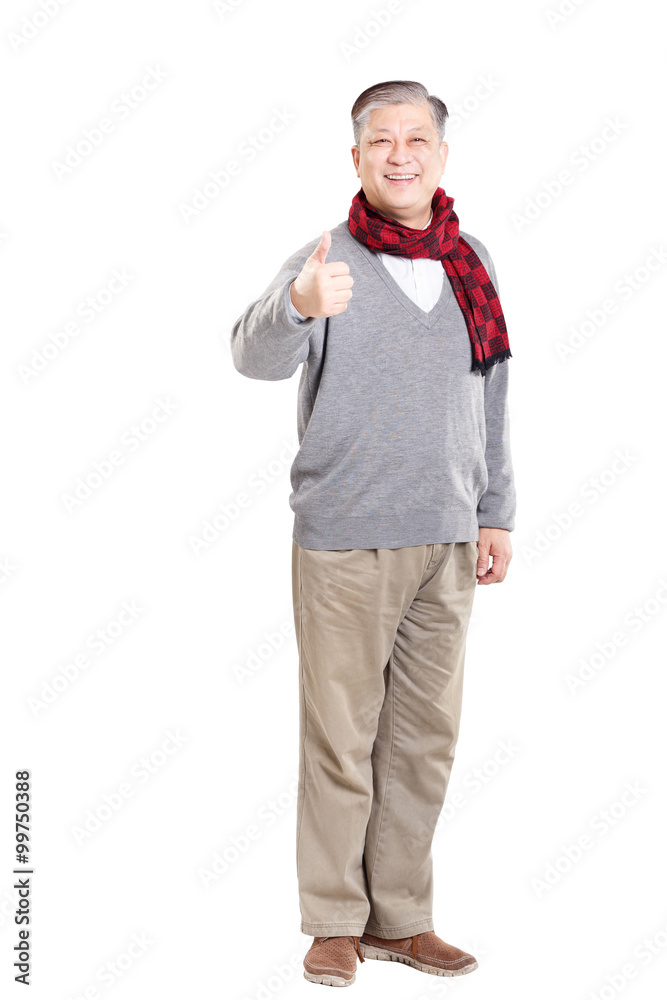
[359,943,477,977]
[303,970,355,986]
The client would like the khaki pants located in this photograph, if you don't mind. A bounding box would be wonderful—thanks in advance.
[291,539,479,938]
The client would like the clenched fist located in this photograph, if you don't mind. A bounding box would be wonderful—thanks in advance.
[290,231,354,319]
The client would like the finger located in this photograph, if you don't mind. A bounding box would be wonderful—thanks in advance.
[478,554,508,584]
[331,274,354,290]
[323,260,350,276]
[309,230,331,265]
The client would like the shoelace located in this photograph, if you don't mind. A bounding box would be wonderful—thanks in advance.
[318,936,365,963]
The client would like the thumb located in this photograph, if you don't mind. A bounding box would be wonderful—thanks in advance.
[309,230,331,265]
[477,546,489,576]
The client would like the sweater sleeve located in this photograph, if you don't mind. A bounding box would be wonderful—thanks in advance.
[230,246,323,381]
[476,256,517,532]
[285,282,311,323]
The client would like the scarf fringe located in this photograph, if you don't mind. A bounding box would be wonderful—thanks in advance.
[472,348,513,377]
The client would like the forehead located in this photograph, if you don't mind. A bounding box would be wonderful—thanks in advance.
[364,103,435,135]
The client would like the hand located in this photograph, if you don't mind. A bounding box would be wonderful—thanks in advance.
[476,527,512,584]
[290,230,354,319]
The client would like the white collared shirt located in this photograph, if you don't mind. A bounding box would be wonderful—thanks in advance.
[287,209,444,321]
[374,209,444,313]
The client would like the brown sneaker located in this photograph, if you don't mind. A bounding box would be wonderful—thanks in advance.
[359,930,478,976]
[303,935,365,987]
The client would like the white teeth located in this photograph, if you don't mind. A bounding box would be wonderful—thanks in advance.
[386,174,416,179]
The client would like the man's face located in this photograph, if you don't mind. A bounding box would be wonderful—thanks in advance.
[351,102,448,228]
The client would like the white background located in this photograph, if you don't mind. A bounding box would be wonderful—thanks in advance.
[2,0,666,997]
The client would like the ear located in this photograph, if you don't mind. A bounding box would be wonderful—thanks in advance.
[440,141,449,169]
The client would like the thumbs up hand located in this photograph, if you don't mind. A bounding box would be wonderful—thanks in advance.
[289,231,354,319]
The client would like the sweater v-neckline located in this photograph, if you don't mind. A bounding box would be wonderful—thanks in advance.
[344,230,452,330]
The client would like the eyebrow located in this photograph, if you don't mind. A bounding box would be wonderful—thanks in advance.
[369,126,430,135]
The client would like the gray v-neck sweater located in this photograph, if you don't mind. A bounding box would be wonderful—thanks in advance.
[230,220,516,550]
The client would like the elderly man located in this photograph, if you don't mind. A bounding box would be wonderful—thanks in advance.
[231,79,516,987]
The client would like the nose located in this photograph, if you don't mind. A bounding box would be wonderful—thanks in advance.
[387,141,413,165]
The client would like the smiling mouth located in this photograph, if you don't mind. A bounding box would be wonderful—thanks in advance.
[385,173,418,184]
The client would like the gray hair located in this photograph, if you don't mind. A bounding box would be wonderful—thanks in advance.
[351,80,449,146]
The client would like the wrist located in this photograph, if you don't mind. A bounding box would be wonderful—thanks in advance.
[289,281,310,319]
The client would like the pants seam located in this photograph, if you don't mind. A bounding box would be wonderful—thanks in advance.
[368,645,396,887]
[303,920,369,927]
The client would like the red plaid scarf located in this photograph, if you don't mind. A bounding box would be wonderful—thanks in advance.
[348,186,512,376]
